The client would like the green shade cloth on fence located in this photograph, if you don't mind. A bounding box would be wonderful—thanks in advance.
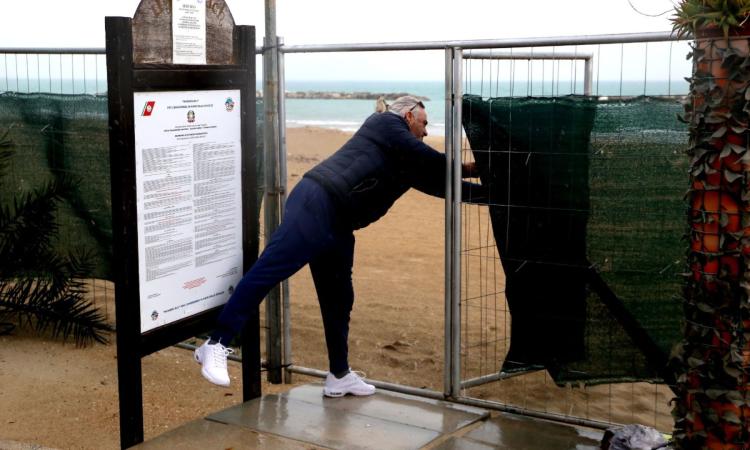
[462,94,686,385]
[0,93,112,278]
[0,93,264,281]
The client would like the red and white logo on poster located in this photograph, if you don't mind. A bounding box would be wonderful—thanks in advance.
[141,101,155,116]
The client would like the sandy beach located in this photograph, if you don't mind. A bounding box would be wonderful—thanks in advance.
[0,125,673,449]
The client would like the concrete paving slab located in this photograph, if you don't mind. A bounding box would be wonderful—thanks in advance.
[282,384,489,433]
[432,436,499,450]
[131,419,321,450]
[436,413,602,449]
[208,393,442,450]
[135,383,606,450]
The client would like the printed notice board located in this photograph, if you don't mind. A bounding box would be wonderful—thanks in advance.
[133,89,242,332]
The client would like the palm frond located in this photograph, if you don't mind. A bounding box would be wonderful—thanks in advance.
[0,246,112,346]
[0,177,77,276]
[0,127,13,190]
[0,128,110,346]
[672,0,750,38]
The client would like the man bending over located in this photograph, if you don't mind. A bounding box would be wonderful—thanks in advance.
[195,95,482,397]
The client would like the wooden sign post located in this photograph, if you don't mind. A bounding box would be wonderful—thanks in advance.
[105,1,258,447]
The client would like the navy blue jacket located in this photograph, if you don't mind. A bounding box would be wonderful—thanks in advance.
[304,112,483,230]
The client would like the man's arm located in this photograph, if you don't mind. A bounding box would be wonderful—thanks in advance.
[462,161,480,178]
[397,143,486,204]
[369,113,488,202]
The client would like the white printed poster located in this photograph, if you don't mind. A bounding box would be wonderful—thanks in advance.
[133,89,242,332]
[172,0,207,64]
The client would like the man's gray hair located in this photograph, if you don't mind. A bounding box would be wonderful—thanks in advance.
[387,95,425,117]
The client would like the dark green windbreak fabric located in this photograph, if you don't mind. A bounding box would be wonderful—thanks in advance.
[0,93,112,278]
[462,95,686,385]
[0,92,264,280]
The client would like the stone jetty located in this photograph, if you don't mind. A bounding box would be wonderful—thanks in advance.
[255,91,429,101]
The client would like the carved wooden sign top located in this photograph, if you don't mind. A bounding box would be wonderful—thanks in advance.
[132,0,235,64]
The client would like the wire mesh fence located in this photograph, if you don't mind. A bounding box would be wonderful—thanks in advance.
[276,49,476,393]
[458,40,690,430]
[0,51,111,324]
[0,37,696,432]
[1,52,107,95]
[0,51,268,334]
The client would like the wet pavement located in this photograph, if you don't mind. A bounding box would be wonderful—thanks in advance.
[133,383,603,449]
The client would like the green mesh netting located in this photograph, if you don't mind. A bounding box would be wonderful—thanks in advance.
[0,93,112,278]
[0,92,264,280]
[462,94,687,385]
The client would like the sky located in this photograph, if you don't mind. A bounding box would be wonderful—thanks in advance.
[0,0,688,81]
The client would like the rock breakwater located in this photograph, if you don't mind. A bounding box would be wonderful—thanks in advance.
[255,91,429,101]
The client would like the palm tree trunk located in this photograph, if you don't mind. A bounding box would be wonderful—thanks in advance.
[675,31,750,449]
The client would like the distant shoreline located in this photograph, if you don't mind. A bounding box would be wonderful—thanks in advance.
[255,91,430,101]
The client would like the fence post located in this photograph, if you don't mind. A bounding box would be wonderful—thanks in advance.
[444,46,463,398]
[451,47,464,397]
[443,47,454,397]
[263,0,283,384]
[276,37,293,385]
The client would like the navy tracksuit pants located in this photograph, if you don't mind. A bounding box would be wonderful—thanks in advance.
[211,177,355,375]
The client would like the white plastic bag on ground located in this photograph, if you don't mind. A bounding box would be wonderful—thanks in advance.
[600,424,669,450]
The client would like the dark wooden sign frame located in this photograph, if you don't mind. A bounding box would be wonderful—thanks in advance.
[105,16,259,449]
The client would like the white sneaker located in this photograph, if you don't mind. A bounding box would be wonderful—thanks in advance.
[194,340,233,387]
[323,371,376,397]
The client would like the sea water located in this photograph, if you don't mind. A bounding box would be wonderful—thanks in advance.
[282,79,688,136]
[1,78,689,136]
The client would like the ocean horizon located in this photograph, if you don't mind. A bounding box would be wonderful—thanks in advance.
[282,79,689,136]
[1,78,689,136]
